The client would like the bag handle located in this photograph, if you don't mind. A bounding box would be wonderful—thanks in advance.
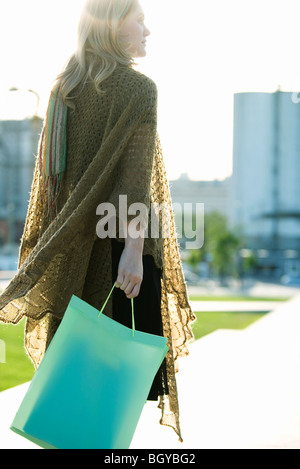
[97,282,135,337]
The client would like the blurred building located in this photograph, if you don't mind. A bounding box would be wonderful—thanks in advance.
[230,90,300,278]
[169,174,231,251]
[0,117,43,245]
[169,173,231,217]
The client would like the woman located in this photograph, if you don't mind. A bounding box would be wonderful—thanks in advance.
[0,0,195,442]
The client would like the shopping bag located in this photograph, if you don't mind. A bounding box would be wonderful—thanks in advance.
[10,282,169,449]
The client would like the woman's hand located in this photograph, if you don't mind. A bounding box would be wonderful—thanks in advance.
[115,220,145,299]
[116,244,143,298]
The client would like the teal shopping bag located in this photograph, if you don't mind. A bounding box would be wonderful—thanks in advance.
[10,283,169,449]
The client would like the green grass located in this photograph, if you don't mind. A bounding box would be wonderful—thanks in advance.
[0,318,35,392]
[191,311,266,341]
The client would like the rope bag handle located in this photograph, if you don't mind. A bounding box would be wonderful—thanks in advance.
[97,282,135,337]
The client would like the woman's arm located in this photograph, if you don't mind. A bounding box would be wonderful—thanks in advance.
[115,220,145,299]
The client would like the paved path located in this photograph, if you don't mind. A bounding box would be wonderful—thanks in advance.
[1,296,300,449]
[135,296,300,449]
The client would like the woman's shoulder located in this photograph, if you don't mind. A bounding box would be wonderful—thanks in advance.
[114,65,157,100]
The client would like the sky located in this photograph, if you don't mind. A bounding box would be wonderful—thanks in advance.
[1,0,300,181]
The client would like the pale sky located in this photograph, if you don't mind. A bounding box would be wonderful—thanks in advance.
[1,0,300,181]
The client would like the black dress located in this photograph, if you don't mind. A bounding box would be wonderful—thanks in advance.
[111,237,169,401]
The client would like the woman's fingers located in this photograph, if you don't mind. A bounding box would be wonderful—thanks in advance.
[115,273,127,290]
[115,278,122,289]
[124,280,141,297]
[123,281,134,296]
[126,283,141,299]
[116,275,142,298]
[115,245,143,298]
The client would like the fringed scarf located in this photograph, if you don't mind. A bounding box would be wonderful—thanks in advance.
[39,86,68,220]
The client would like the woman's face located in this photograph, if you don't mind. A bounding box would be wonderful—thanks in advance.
[119,4,150,58]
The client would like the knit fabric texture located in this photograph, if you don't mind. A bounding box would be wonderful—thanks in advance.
[0,63,196,442]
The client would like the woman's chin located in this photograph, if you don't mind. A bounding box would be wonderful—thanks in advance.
[132,47,147,59]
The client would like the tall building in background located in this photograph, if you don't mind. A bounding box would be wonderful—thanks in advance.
[0,117,43,245]
[230,90,300,278]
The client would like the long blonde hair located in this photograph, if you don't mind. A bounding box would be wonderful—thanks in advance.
[55,0,139,108]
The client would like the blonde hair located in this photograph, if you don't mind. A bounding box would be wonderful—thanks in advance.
[55,0,139,108]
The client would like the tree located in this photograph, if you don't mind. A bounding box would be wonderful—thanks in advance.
[185,211,242,280]
[214,232,240,280]
[186,248,202,274]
